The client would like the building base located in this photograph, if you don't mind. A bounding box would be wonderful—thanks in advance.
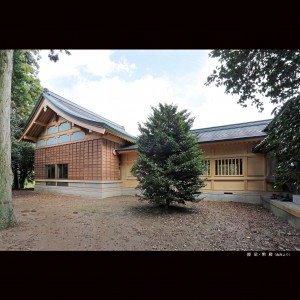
[261,197,300,230]
[199,192,264,205]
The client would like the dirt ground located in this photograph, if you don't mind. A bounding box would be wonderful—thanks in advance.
[0,190,299,251]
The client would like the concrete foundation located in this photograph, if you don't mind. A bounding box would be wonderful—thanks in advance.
[34,185,141,199]
[199,192,263,205]
[121,188,140,196]
[35,185,122,199]
[261,197,300,230]
[293,194,300,204]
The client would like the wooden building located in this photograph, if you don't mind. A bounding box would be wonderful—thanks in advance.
[21,89,276,202]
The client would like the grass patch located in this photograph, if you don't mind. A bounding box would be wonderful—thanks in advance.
[24,181,35,189]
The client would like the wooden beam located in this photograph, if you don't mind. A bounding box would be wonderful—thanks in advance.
[21,97,49,139]
[45,100,106,135]
[23,135,37,142]
[34,121,47,127]
[105,129,135,143]
[21,97,106,140]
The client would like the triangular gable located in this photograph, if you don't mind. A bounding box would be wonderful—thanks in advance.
[21,95,105,142]
[21,89,136,143]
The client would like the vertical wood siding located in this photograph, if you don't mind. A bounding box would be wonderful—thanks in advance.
[35,138,120,181]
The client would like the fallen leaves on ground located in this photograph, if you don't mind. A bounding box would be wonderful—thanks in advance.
[0,190,299,251]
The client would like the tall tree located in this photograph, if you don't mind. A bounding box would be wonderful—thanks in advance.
[0,49,70,229]
[205,49,300,193]
[131,103,206,209]
[0,50,16,229]
[11,50,43,189]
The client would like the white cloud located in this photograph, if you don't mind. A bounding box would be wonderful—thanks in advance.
[175,53,274,129]
[58,74,179,136]
[37,50,276,137]
[38,50,135,82]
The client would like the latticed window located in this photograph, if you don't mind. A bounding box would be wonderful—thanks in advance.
[201,160,211,176]
[215,158,243,176]
[58,164,68,179]
[47,125,57,135]
[46,164,55,178]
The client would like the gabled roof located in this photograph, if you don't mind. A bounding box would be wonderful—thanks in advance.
[21,89,136,143]
[117,119,271,152]
[190,119,271,143]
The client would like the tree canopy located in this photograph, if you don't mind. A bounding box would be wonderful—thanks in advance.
[48,49,71,63]
[11,110,35,190]
[264,97,300,194]
[12,50,43,120]
[131,103,206,209]
[205,50,300,113]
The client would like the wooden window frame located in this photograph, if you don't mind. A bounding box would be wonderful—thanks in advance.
[46,164,55,179]
[57,164,68,179]
[215,158,243,176]
[201,159,211,176]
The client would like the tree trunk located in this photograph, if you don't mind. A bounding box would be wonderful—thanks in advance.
[165,199,170,210]
[12,169,19,190]
[0,50,17,229]
[20,173,27,189]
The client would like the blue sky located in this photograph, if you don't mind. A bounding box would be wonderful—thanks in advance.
[37,50,274,136]
[110,50,206,80]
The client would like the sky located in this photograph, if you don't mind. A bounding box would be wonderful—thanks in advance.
[37,50,275,137]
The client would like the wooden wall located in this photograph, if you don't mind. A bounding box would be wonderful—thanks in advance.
[120,151,138,188]
[35,116,122,182]
[119,139,277,194]
[199,139,275,193]
[35,138,120,181]
[34,114,275,194]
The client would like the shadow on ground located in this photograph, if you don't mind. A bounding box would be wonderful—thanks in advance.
[127,201,199,217]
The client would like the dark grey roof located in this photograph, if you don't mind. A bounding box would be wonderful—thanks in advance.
[42,89,136,142]
[116,119,272,152]
[190,119,271,143]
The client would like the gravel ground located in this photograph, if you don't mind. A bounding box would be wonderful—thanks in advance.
[0,190,299,251]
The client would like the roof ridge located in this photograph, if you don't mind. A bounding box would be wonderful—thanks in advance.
[44,88,125,131]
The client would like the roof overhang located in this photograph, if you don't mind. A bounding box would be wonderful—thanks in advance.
[21,90,137,144]
[20,96,106,142]
[116,136,266,154]
[197,135,266,145]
